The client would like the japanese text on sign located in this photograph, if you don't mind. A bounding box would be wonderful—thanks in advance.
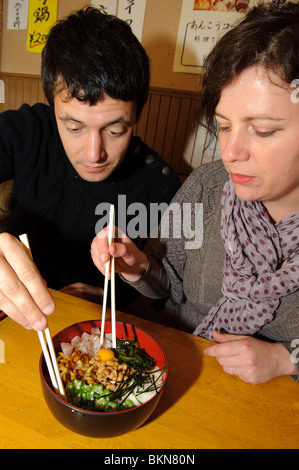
[117,0,147,42]
[26,0,57,54]
[90,1,118,15]
[91,0,147,42]
[7,0,29,30]
[181,16,238,66]
[174,0,242,73]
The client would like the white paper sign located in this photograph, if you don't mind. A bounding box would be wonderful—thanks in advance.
[174,0,244,73]
[117,0,147,42]
[91,0,118,16]
[7,0,29,30]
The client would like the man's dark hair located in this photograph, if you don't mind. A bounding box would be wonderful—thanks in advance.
[41,7,150,120]
[199,0,299,138]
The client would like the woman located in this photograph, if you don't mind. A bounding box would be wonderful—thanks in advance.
[91,0,299,384]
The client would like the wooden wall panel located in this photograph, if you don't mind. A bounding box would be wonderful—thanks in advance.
[0,73,47,111]
[153,95,171,156]
[0,73,221,180]
[135,87,221,179]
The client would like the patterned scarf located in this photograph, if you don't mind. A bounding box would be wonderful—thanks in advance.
[194,177,299,340]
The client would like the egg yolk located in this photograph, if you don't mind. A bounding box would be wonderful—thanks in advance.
[97,348,115,362]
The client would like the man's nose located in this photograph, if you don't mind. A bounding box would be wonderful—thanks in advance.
[86,132,107,162]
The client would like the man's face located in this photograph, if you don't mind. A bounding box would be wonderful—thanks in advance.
[54,91,137,182]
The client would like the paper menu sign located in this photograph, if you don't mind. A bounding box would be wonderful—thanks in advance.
[91,0,118,15]
[174,0,244,73]
[7,0,29,30]
[91,0,147,42]
[117,0,147,42]
[26,0,57,53]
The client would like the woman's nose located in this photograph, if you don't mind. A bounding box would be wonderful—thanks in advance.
[220,130,250,163]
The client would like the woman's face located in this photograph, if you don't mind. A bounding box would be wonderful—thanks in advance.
[215,65,299,221]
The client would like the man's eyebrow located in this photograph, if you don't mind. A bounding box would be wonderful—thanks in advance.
[104,117,134,126]
[58,114,83,123]
[58,115,134,126]
[215,111,285,122]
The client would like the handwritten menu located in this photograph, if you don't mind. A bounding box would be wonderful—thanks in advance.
[91,0,147,42]
[7,0,29,30]
[174,0,252,73]
[117,0,147,42]
[91,0,118,15]
[26,0,57,53]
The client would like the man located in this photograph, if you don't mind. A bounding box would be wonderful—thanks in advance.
[0,7,180,330]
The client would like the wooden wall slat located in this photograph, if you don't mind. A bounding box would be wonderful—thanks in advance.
[162,96,181,166]
[153,95,171,156]
[0,73,221,180]
[172,97,192,170]
[144,93,161,149]
[134,98,149,141]
[183,99,199,172]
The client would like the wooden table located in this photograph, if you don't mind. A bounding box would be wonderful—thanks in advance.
[0,289,298,450]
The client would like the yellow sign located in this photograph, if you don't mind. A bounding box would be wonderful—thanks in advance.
[26,0,57,53]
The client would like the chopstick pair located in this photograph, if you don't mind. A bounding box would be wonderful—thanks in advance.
[100,204,116,349]
[19,234,65,398]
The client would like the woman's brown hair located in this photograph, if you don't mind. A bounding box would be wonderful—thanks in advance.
[199,0,299,139]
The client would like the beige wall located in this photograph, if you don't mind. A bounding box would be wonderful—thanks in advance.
[0,0,199,92]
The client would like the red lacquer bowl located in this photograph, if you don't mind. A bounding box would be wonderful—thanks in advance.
[39,320,169,438]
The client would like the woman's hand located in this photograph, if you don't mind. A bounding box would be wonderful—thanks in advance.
[204,331,297,384]
[91,226,149,282]
[60,283,104,304]
[0,233,55,330]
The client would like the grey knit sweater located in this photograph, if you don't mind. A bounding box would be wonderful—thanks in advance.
[129,160,299,373]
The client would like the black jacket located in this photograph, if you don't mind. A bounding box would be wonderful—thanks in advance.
[0,103,181,308]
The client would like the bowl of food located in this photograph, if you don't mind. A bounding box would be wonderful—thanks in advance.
[39,320,169,438]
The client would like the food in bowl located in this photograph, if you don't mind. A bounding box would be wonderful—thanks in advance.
[57,327,166,412]
[39,320,169,437]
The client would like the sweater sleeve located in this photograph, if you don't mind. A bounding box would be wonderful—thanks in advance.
[119,252,170,299]
[124,162,216,304]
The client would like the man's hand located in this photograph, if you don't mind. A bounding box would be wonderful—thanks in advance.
[0,233,55,330]
[91,226,149,282]
[204,330,297,384]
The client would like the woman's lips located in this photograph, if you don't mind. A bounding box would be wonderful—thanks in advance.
[230,172,256,185]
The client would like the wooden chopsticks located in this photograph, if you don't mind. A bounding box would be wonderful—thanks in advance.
[100,204,116,348]
[37,327,65,397]
[19,208,117,397]
[19,234,65,398]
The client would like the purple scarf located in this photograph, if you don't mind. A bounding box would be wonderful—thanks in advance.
[194,177,299,340]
